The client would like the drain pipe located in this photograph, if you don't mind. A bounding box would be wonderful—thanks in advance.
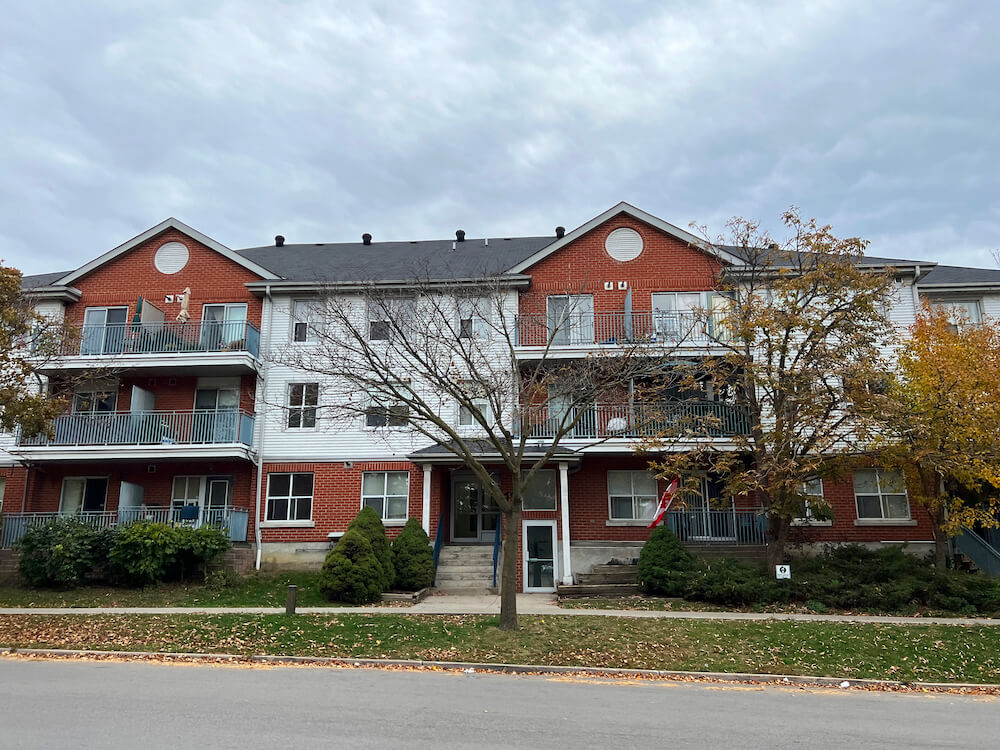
[254,284,273,571]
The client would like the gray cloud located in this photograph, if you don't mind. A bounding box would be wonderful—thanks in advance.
[2,0,998,275]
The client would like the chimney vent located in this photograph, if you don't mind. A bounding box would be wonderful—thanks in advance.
[362,233,372,246]
[456,229,466,242]
[555,226,566,239]
[275,235,285,247]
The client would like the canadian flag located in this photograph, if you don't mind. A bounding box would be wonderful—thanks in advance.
[647,477,680,529]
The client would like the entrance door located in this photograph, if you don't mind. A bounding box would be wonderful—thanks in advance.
[451,474,499,542]
[523,521,557,592]
[688,476,736,541]
[81,307,129,355]
[193,387,239,443]
[204,478,231,526]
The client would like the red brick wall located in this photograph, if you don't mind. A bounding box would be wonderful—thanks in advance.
[519,214,722,316]
[259,461,435,543]
[63,228,263,328]
[0,466,28,514]
[59,374,257,414]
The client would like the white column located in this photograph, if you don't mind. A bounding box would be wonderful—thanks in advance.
[559,461,573,585]
[421,464,432,534]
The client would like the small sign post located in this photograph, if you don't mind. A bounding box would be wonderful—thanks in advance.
[775,565,791,580]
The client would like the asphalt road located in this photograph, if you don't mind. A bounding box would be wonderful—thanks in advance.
[1,659,997,749]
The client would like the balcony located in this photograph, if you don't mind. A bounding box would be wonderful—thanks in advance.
[37,319,261,374]
[514,311,729,350]
[517,401,750,441]
[14,409,256,461]
[0,507,250,548]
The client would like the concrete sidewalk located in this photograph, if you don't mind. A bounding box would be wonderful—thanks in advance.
[1,593,999,625]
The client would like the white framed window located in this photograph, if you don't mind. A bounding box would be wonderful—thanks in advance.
[362,471,409,522]
[928,297,982,329]
[522,470,557,511]
[266,473,314,522]
[81,306,129,355]
[171,476,203,512]
[457,380,492,427]
[365,386,410,428]
[457,297,490,339]
[72,390,117,414]
[546,294,595,345]
[59,477,109,514]
[795,477,826,521]
[201,303,248,349]
[651,292,704,340]
[287,383,319,429]
[608,470,658,520]
[368,297,415,341]
[854,468,910,520]
[292,299,323,342]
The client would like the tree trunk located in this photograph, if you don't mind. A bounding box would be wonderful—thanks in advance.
[932,512,949,570]
[765,515,790,569]
[498,506,521,631]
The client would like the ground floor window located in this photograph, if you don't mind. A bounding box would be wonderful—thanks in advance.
[608,470,658,520]
[854,468,910,520]
[522,470,557,510]
[266,473,314,522]
[60,477,109,513]
[362,471,409,522]
[796,477,825,520]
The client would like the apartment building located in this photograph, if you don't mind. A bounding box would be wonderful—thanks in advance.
[3,203,998,591]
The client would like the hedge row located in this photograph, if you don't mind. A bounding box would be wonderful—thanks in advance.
[16,518,231,588]
[638,526,1000,615]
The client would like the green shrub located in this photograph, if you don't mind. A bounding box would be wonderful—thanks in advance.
[172,525,231,582]
[16,518,112,588]
[320,529,385,604]
[347,506,394,592]
[391,518,434,591]
[685,558,789,607]
[108,522,230,586]
[637,526,698,596]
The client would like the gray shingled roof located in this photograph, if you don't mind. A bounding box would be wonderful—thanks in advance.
[236,236,556,282]
[21,270,71,289]
[919,265,1000,287]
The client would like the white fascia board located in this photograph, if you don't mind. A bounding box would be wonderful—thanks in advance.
[23,286,81,302]
[12,445,256,462]
[506,202,744,274]
[54,218,280,286]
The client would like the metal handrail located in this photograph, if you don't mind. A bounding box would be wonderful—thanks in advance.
[18,409,256,447]
[516,401,751,439]
[0,506,250,548]
[955,527,1000,577]
[431,514,444,585]
[492,520,502,587]
[662,508,766,545]
[68,319,261,358]
[515,310,730,347]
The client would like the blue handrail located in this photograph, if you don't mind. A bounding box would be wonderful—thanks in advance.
[431,515,444,584]
[492,520,502,587]
[955,527,1000,577]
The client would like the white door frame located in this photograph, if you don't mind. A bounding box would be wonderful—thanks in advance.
[522,520,558,593]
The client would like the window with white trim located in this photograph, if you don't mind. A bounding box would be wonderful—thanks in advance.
[287,383,319,428]
[368,297,415,340]
[59,477,109,513]
[266,473,314,522]
[457,380,491,427]
[522,470,557,511]
[608,470,658,520]
[457,297,490,339]
[929,297,982,328]
[854,468,910,520]
[362,471,409,522]
[292,299,323,342]
[72,390,117,414]
[796,477,825,520]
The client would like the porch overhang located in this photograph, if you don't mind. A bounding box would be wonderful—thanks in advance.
[407,440,583,466]
[11,445,256,463]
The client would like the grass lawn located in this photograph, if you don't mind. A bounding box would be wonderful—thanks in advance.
[0,572,364,609]
[0,613,998,683]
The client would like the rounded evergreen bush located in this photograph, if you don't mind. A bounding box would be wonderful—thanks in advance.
[637,526,698,596]
[391,518,434,591]
[320,529,385,604]
[107,522,181,586]
[16,518,112,588]
[347,506,394,592]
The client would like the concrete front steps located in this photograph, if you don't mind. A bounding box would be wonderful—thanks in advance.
[434,545,497,596]
[684,544,767,563]
[558,564,639,598]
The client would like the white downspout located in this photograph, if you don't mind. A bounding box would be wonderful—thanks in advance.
[254,284,273,570]
[421,464,432,534]
[911,265,921,310]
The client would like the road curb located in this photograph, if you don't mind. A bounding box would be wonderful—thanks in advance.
[3,647,999,694]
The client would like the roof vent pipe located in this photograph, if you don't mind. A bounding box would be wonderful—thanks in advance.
[456,229,466,242]
[275,235,285,247]
[768,242,780,251]
[555,226,566,238]
[362,233,372,246]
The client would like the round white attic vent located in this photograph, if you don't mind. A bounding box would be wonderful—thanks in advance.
[154,241,189,274]
[604,228,643,261]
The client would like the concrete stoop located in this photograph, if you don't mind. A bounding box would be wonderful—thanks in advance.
[559,563,640,598]
[434,545,496,595]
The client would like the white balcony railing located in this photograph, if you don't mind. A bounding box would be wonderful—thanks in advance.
[17,410,255,447]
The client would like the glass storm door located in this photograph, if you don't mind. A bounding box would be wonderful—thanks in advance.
[451,475,499,542]
[523,522,557,592]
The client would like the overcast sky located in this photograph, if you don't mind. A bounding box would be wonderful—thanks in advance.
[2,0,998,277]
